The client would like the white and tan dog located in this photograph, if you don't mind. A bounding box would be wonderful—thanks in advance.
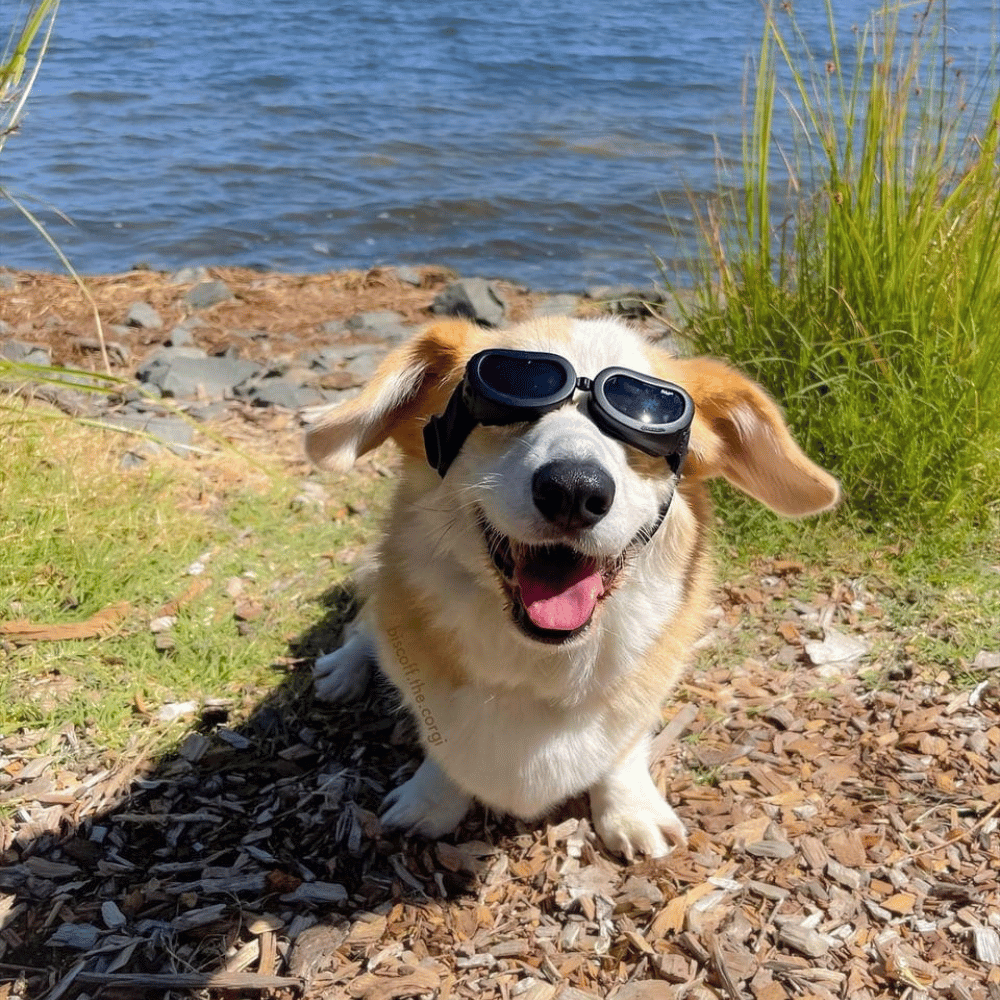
[305,316,838,859]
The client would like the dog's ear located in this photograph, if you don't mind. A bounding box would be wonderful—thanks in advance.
[665,356,840,517]
[304,319,488,470]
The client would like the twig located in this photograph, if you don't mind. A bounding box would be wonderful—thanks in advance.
[894,801,1000,865]
[75,970,303,991]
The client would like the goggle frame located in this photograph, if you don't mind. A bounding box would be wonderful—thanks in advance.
[424,348,694,478]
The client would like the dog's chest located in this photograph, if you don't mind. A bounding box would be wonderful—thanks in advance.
[430,683,621,818]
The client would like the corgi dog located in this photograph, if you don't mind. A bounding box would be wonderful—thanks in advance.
[304,316,838,859]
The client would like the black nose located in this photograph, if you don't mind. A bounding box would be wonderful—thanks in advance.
[532,460,616,530]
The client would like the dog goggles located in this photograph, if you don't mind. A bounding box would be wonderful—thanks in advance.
[424,348,695,477]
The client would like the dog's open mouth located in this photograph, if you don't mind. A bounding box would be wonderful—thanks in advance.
[478,516,622,643]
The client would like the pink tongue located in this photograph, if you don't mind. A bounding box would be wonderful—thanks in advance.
[516,561,604,632]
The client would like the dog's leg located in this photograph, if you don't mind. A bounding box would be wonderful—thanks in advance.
[381,758,473,838]
[588,733,687,860]
[313,622,376,703]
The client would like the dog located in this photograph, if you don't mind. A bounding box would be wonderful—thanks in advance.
[304,315,839,859]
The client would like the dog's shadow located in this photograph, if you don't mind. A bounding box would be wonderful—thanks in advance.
[10,581,569,996]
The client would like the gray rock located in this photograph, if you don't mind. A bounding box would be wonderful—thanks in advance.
[241,378,324,410]
[169,266,211,285]
[185,401,230,422]
[431,278,505,327]
[0,319,12,336]
[320,320,346,336]
[0,340,52,367]
[586,283,636,302]
[395,266,423,286]
[137,350,261,401]
[585,284,666,318]
[185,280,234,310]
[120,395,170,415]
[167,326,193,347]
[100,413,194,453]
[166,317,204,347]
[124,382,163,403]
[345,309,409,342]
[311,343,383,373]
[140,346,208,366]
[125,301,163,330]
[0,273,18,291]
[533,293,582,317]
[344,350,383,382]
[47,921,101,950]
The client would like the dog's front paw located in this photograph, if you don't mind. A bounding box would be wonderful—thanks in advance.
[589,745,688,861]
[313,630,374,703]
[380,758,472,838]
[591,795,687,861]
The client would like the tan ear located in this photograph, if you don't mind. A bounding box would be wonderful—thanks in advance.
[663,356,840,517]
[304,319,487,470]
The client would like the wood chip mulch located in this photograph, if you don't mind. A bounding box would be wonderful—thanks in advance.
[2,562,998,1000]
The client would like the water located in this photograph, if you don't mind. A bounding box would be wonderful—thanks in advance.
[2,0,996,289]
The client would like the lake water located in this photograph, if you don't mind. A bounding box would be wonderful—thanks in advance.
[2,0,996,290]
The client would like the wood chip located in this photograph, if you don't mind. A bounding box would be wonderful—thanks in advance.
[775,921,830,958]
[972,926,1000,965]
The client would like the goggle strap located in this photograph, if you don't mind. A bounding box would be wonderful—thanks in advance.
[423,387,477,477]
[626,485,677,551]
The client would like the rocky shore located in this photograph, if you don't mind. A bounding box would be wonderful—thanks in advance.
[0,264,681,464]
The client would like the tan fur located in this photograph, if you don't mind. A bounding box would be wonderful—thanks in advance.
[653,355,840,516]
[305,319,491,468]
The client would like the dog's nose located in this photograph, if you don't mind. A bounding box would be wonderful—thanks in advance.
[532,460,616,530]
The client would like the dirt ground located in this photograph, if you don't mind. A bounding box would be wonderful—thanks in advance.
[1,268,998,1000]
[0,264,543,372]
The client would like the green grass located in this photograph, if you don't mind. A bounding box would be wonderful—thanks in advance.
[1,1,58,155]
[0,411,388,763]
[663,0,1000,529]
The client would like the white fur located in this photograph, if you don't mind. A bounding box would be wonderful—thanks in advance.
[313,623,375,703]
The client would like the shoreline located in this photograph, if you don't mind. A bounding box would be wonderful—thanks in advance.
[0,262,681,464]
[0,262,678,369]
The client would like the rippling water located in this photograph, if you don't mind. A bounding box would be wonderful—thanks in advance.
[2,0,996,288]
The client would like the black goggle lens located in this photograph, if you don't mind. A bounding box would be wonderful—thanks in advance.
[601,373,688,426]
[478,353,568,399]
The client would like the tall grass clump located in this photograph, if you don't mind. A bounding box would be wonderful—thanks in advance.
[1,1,58,155]
[1,1,121,382]
[676,1,1000,528]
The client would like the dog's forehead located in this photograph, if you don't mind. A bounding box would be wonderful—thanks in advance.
[499,317,655,378]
